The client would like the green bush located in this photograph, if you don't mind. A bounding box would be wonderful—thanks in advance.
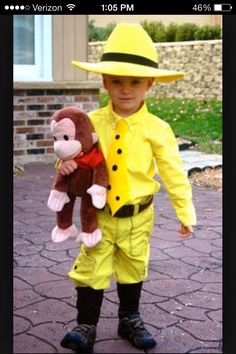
[140,20,167,42]
[166,23,178,42]
[194,25,222,40]
[88,20,222,43]
[103,22,117,40]
[88,20,116,42]
[175,23,199,41]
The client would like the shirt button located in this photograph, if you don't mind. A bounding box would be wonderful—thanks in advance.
[112,165,118,171]
[108,184,111,190]
[117,149,122,154]
[116,196,120,201]
[115,134,120,139]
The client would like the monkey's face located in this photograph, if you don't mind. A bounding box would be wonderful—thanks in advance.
[51,118,82,160]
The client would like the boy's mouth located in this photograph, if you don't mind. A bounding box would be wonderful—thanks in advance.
[119,97,133,101]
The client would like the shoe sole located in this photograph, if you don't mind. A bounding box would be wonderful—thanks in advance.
[60,333,93,353]
[118,328,157,349]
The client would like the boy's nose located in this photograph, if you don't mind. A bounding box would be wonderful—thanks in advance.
[121,84,131,94]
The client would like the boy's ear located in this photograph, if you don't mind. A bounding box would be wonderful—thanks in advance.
[102,75,107,89]
[146,78,155,90]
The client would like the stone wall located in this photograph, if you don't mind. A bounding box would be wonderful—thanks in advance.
[88,39,222,100]
[14,86,100,165]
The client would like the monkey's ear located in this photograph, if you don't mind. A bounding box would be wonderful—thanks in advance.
[92,132,98,144]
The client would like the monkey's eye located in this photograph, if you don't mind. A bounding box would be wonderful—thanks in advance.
[53,136,57,141]
[63,135,69,141]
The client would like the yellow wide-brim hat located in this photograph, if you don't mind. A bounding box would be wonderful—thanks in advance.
[71,23,185,83]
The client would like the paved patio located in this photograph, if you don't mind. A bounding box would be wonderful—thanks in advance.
[14,163,222,353]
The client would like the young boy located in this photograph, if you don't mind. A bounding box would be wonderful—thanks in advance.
[59,23,196,353]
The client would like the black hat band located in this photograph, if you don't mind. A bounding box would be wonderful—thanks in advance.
[101,52,158,68]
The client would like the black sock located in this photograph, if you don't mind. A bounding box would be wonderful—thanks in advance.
[76,287,104,326]
[117,282,143,319]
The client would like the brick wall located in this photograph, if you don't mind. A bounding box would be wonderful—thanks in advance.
[14,85,100,165]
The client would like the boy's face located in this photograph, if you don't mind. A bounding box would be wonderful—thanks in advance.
[102,75,154,117]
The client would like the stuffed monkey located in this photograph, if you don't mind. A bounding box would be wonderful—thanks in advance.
[47,106,108,248]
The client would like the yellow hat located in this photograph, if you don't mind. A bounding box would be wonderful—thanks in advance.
[71,23,185,83]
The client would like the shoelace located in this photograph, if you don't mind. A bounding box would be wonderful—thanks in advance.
[129,317,145,330]
[73,324,93,333]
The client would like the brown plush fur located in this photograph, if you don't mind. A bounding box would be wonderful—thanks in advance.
[50,106,108,233]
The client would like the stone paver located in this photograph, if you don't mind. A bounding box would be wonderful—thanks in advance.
[180,150,222,173]
[13,163,222,353]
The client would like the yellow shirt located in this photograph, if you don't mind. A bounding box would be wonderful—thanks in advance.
[89,101,196,226]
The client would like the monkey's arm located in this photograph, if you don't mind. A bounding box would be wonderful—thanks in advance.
[47,174,70,212]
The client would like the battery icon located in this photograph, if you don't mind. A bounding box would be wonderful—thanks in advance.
[214,4,232,11]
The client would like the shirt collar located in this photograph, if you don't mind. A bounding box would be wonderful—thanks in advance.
[107,100,148,128]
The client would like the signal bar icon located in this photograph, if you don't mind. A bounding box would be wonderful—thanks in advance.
[67,4,76,11]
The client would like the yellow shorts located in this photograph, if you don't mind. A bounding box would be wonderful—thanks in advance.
[68,204,154,290]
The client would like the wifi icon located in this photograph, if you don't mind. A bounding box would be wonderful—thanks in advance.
[67,4,76,11]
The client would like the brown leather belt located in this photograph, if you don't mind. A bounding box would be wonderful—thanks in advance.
[102,196,153,218]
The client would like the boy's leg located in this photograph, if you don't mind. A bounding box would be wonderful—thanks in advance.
[114,206,156,349]
[117,282,143,319]
[76,286,104,325]
[117,282,156,349]
[61,286,104,353]
[61,211,115,353]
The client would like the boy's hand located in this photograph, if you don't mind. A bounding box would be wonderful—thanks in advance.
[58,160,78,176]
[177,225,194,238]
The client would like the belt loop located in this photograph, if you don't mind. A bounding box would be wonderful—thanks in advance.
[133,204,139,216]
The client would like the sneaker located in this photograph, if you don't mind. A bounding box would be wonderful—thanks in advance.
[118,313,157,349]
[60,324,96,353]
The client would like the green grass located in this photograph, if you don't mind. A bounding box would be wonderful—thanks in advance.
[99,94,222,154]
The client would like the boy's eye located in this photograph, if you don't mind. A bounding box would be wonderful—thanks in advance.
[111,80,121,84]
[131,80,141,85]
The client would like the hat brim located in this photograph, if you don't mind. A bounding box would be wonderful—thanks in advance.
[71,60,185,83]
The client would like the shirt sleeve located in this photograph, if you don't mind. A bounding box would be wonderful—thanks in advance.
[152,124,197,226]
